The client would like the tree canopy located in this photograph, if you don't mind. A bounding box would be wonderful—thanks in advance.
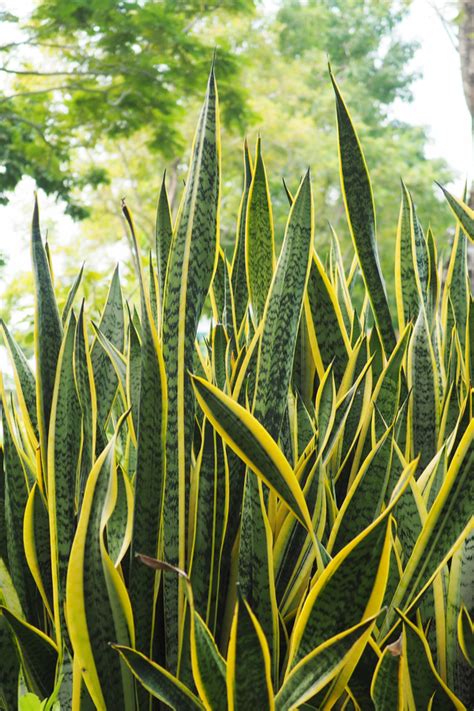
[0,0,459,322]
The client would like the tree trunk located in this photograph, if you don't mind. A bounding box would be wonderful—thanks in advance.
[459,0,474,207]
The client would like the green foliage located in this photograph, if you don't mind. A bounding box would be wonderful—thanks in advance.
[0,67,472,710]
[0,0,255,214]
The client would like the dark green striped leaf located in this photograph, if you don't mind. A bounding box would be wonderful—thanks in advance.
[90,266,124,436]
[61,264,84,326]
[231,140,252,332]
[31,197,63,467]
[380,420,474,639]
[189,421,228,632]
[113,645,204,710]
[330,69,396,355]
[191,611,227,711]
[305,252,350,385]
[438,183,474,243]
[276,616,377,710]
[74,304,97,506]
[192,375,313,533]
[1,395,35,619]
[0,606,57,699]
[156,171,173,306]
[370,645,401,710]
[408,305,439,471]
[401,612,462,709]
[245,137,275,325]
[226,595,274,710]
[0,321,38,442]
[161,63,220,671]
[47,312,82,647]
[253,169,313,441]
[65,418,135,710]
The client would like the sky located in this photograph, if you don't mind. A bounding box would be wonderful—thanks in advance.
[0,0,472,290]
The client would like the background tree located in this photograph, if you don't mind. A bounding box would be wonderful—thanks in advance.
[458,0,473,206]
[0,0,256,217]
[0,0,460,325]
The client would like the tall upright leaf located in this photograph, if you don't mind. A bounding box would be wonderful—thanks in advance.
[231,140,252,332]
[31,198,63,469]
[90,266,124,440]
[245,137,275,325]
[47,312,82,649]
[161,62,220,672]
[65,417,136,710]
[253,168,313,441]
[156,171,173,307]
[330,69,396,355]
[122,204,167,664]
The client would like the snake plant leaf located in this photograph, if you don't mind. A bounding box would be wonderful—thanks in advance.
[426,227,439,313]
[305,251,350,385]
[0,321,38,443]
[113,645,204,710]
[446,533,474,707]
[211,252,236,344]
[126,313,142,435]
[90,265,124,437]
[274,453,324,614]
[275,615,378,711]
[23,482,53,623]
[253,168,313,442]
[441,194,469,354]
[161,62,220,672]
[191,375,314,535]
[237,474,279,682]
[91,321,127,396]
[31,198,63,468]
[370,644,402,711]
[231,140,252,332]
[329,425,394,554]
[0,561,22,709]
[226,595,274,711]
[408,187,430,310]
[401,612,464,710]
[74,304,97,506]
[190,610,227,711]
[106,465,133,567]
[380,419,474,640]
[246,137,275,325]
[189,421,229,631]
[123,214,168,665]
[330,69,396,356]
[395,182,418,330]
[287,516,389,670]
[156,171,173,306]
[0,606,57,699]
[0,613,20,710]
[210,323,229,391]
[458,605,473,666]
[47,312,82,647]
[408,305,439,471]
[438,183,474,243]
[1,392,35,619]
[372,324,411,441]
[0,450,4,568]
[61,264,84,326]
[65,417,136,710]
[287,461,413,672]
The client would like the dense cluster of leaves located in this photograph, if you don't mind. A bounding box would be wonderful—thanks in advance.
[0,66,473,709]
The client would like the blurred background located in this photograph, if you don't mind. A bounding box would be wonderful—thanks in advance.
[0,0,472,347]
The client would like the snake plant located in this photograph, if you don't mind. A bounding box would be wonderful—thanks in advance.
[0,62,473,710]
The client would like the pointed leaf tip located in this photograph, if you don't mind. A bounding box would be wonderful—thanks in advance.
[32,193,41,241]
